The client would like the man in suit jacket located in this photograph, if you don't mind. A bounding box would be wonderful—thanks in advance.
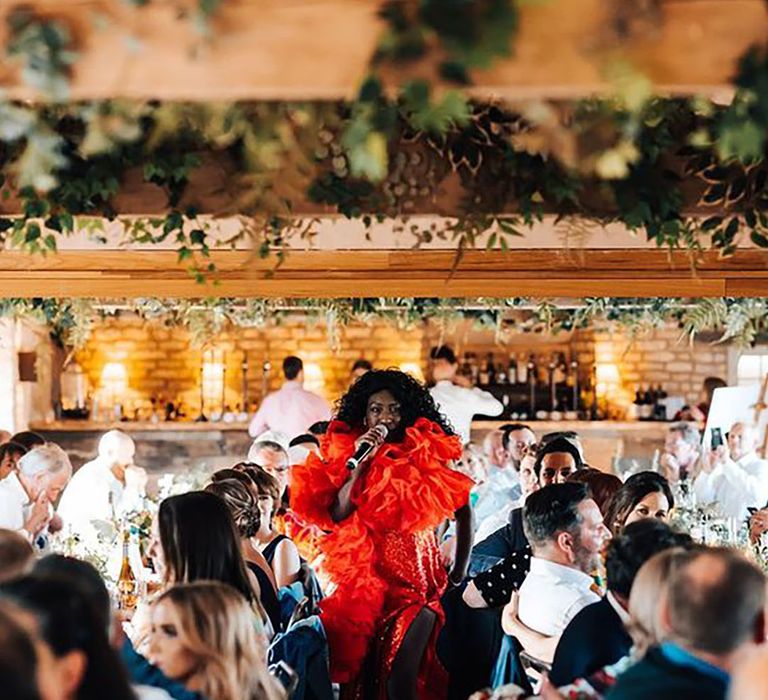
[550,519,691,686]
[606,547,766,700]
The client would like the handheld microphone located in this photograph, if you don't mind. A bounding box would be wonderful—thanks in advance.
[346,424,389,471]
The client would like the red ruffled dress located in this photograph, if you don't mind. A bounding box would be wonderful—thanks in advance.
[291,417,473,699]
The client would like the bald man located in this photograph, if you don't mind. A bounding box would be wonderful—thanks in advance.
[609,547,766,700]
[58,430,146,540]
[694,422,768,519]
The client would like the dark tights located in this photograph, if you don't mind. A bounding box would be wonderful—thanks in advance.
[386,607,437,700]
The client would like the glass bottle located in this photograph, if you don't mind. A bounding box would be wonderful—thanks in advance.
[117,529,138,613]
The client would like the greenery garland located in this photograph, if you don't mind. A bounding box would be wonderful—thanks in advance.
[2,4,768,282]
[4,296,768,351]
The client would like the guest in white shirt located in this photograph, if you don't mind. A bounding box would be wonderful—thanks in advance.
[474,443,540,544]
[428,345,503,445]
[58,430,147,541]
[516,482,610,636]
[473,425,535,530]
[694,421,768,519]
[0,443,72,542]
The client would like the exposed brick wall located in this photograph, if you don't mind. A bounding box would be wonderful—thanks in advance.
[607,326,728,405]
[74,316,729,421]
[75,315,425,418]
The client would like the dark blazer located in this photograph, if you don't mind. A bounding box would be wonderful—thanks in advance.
[605,646,728,700]
[549,596,632,687]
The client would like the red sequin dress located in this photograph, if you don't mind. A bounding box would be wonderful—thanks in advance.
[291,418,473,699]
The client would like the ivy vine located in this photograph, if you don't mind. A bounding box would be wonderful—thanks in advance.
[2,296,767,351]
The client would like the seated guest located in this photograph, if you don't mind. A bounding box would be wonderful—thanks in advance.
[660,422,700,484]
[0,529,34,582]
[32,554,195,700]
[428,344,503,445]
[606,547,766,700]
[139,491,271,648]
[473,425,535,534]
[604,471,674,536]
[0,576,136,700]
[472,443,538,553]
[10,432,45,452]
[0,600,48,700]
[148,583,283,700]
[246,467,302,588]
[246,431,291,500]
[464,438,587,607]
[0,444,72,544]
[516,483,610,636]
[205,479,281,633]
[567,468,623,515]
[538,547,688,700]
[57,430,147,543]
[548,519,692,687]
[694,421,768,519]
[0,441,27,481]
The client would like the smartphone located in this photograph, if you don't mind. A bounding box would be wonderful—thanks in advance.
[710,427,724,450]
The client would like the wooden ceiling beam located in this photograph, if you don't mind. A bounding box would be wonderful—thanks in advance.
[0,249,762,297]
[0,0,765,101]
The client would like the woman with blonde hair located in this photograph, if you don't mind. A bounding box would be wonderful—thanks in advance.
[148,582,284,700]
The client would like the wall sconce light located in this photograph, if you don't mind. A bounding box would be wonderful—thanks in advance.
[303,362,325,395]
[595,363,620,397]
[200,349,225,420]
[101,362,128,417]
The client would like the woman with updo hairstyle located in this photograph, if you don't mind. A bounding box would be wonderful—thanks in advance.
[148,582,284,700]
[292,369,474,700]
[238,464,303,590]
[603,471,675,536]
[205,479,281,633]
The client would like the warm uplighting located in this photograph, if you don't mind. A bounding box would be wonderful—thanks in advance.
[595,363,620,396]
[101,362,128,395]
[303,361,326,394]
[202,349,225,415]
[399,362,424,382]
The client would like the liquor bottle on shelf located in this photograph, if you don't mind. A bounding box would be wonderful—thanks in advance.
[468,353,479,384]
[517,353,528,385]
[548,357,557,411]
[508,355,518,385]
[117,529,138,613]
[570,359,580,414]
[528,355,537,417]
[478,359,489,386]
[485,353,496,386]
[653,384,668,420]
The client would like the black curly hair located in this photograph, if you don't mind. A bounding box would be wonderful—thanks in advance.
[334,368,455,437]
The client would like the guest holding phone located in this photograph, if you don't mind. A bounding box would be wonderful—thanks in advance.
[694,421,768,519]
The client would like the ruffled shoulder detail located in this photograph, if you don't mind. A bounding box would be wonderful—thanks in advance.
[354,417,472,532]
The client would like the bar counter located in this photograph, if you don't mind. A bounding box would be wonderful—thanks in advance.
[31,418,669,475]
[29,420,251,473]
